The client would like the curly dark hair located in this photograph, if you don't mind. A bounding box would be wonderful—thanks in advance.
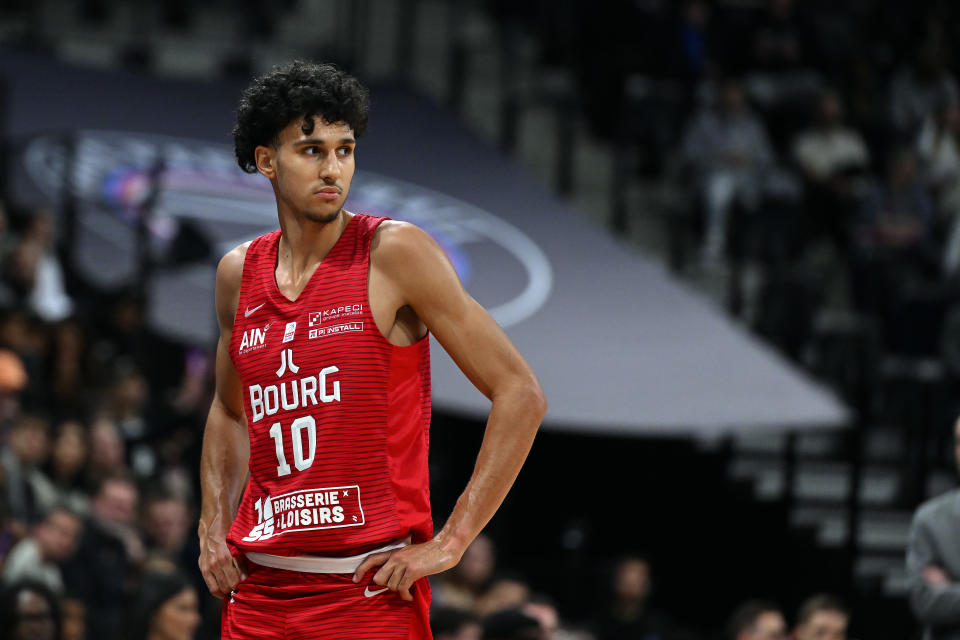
[233,61,370,174]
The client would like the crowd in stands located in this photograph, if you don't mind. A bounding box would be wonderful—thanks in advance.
[426,535,854,640]
[0,198,214,639]
[663,0,960,360]
[501,0,960,361]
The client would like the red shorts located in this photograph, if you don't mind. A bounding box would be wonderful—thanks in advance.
[221,560,432,639]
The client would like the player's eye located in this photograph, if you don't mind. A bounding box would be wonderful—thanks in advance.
[337,146,353,157]
[304,146,320,155]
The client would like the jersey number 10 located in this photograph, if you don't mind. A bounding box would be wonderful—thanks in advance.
[269,416,316,476]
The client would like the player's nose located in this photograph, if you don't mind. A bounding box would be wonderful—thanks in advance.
[318,149,341,180]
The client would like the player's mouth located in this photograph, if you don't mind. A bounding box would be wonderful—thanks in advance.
[314,187,341,200]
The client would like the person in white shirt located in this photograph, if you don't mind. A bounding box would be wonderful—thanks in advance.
[2,505,82,594]
[792,89,870,252]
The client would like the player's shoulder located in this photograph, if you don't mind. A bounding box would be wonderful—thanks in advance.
[373,219,431,244]
[914,488,960,523]
[371,220,437,261]
[217,241,253,286]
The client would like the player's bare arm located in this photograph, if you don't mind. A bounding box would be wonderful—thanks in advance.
[354,220,548,600]
[198,243,251,599]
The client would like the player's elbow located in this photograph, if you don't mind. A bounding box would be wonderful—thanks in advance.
[521,376,548,423]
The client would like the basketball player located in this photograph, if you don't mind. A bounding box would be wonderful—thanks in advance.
[197,61,547,640]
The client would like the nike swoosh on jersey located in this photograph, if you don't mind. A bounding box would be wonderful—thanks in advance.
[245,303,266,317]
[364,586,390,598]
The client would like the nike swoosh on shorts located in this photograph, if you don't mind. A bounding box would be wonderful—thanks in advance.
[364,586,389,597]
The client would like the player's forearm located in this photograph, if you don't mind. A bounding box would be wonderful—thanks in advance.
[435,376,546,557]
[198,400,249,538]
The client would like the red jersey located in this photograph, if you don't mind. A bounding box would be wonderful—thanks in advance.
[226,213,432,557]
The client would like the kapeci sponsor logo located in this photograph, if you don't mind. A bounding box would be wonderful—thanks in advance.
[22,131,553,334]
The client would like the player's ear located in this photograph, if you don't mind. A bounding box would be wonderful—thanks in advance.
[255,144,277,179]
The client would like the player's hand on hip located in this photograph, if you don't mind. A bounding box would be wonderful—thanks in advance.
[352,540,459,601]
[198,530,246,599]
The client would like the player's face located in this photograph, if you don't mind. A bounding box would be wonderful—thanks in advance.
[260,116,356,224]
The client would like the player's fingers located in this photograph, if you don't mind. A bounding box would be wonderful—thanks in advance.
[199,555,227,598]
[386,565,406,591]
[212,552,242,593]
[353,550,393,583]
[372,561,397,587]
[200,565,227,599]
[397,575,416,602]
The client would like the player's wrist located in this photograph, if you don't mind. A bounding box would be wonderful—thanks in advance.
[198,514,231,540]
[433,528,471,561]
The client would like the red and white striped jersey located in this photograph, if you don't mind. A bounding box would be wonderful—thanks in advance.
[226,213,432,557]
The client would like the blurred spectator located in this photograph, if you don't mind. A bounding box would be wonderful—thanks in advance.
[33,420,89,517]
[60,596,86,640]
[677,1,714,84]
[46,322,89,419]
[1,412,51,528]
[917,93,960,213]
[523,597,560,640]
[476,573,532,617]
[142,491,191,562]
[1,505,82,593]
[0,348,27,428]
[725,599,787,640]
[433,533,496,611]
[104,362,150,445]
[792,89,870,251]
[140,488,206,614]
[62,473,143,640]
[792,594,849,640]
[482,608,541,640]
[917,93,960,276]
[889,42,959,136]
[594,556,670,640]
[851,147,940,324]
[750,0,808,71]
[433,606,483,640]
[5,210,73,323]
[907,415,960,638]
[852,146,938,318]
[0,578,61,640]
[858,147,934,249]
[681,77,774,263]
[127,570,201,640]
[86,417,128,488]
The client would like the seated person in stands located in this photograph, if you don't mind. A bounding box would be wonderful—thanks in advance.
[851,146,940,317]
[725,599,787,640]
[793,89,870,252]
[792,594,849,640]
[681,77,774,264]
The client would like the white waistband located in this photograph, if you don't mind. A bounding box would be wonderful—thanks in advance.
[245,538,410,574]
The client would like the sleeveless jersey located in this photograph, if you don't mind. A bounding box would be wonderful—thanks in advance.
[226,213,432,557]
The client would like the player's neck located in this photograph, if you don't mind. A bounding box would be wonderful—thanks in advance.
[277,208,352,273]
